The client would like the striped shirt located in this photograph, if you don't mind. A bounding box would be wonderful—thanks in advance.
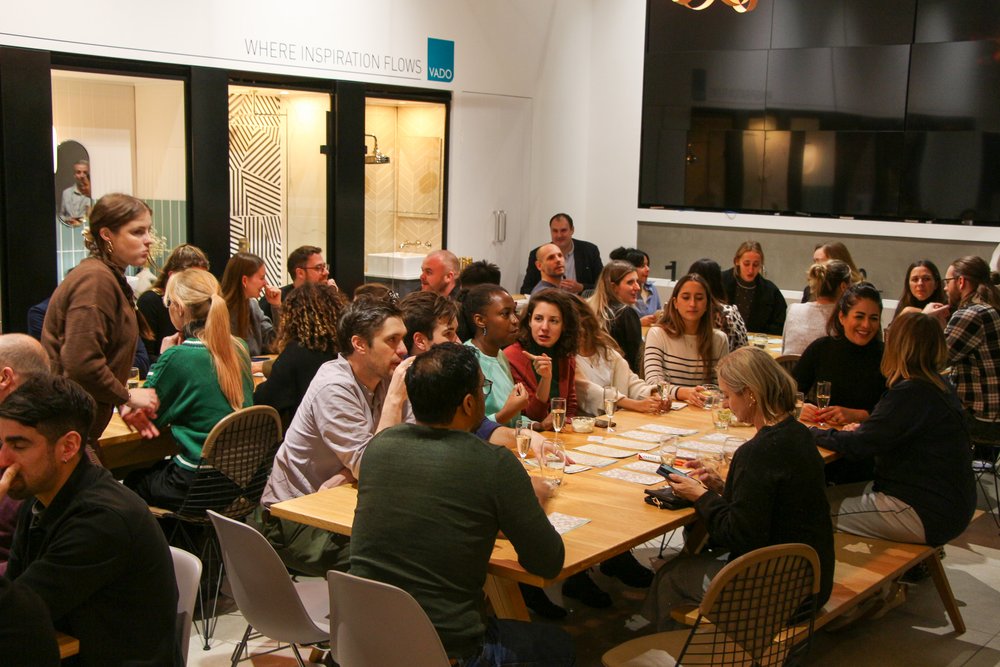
[643,327,729,400]
[945,302,1000,420]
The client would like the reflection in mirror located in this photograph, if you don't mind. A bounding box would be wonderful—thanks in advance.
[55,141,92,227]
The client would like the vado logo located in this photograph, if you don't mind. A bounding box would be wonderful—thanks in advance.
[427,38,454,83]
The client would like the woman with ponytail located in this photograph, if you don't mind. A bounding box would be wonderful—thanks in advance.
[782,259,851,355]
[125,268,254,509]
[42,193,161,447]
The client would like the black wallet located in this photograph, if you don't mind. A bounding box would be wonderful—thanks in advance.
[644,486,693,510]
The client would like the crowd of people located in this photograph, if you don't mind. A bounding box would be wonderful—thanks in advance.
[0,193,989,665]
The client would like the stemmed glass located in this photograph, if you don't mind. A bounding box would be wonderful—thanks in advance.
[816,381,831,427]
[541,438,566,491]
[603,386,617,433]
[550,397,567,443]
[514,417,533,466]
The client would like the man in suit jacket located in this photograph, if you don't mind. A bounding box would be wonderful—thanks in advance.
[520,213,603,295]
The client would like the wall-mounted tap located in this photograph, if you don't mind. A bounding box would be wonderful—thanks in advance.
[399,240,432,250]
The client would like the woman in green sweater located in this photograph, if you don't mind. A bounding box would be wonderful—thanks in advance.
[125,269,254,509]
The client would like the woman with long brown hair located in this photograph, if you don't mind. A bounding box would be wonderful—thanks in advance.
[220,252,282,356]
[137,243,210,361]
[643,274,729,405]
[125,269,253,509]
[587,260,643,373]
[42,193,160,446]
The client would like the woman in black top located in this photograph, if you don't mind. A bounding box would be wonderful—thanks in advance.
[795,283,885,425]
[720,240,786,335]
[812,313,975,545]
[891,259,946,323]
[644,347,834,630]
[586,260,643,374]
[254,282,344,430]
[137,243,209,361]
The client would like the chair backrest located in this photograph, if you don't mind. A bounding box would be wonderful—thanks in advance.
[328,570,451,667]
[678,543,820,666]
[175,405,282,521]
[774,354,800,375]
[170,546,202,665]
[207,511,328,645]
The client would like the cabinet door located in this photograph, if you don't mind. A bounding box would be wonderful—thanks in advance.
[447,92,533,293]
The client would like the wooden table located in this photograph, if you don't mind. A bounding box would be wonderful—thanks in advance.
[270,405,838,620]
[57,632,79,659]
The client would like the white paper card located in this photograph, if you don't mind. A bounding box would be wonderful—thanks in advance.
[564,464,592,474]
[564,451,618,467]
[623,460,662,474]
[548,512,591,535]
[599,469,663,485]
[639,424,700,436]
[618,429,664,443]
[603,437,658,451]
[671,402,687,410]
[575,444,638,458]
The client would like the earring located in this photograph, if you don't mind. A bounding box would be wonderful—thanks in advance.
[105,240,114,255]
[482,326,488,337]
[748,393,756,406]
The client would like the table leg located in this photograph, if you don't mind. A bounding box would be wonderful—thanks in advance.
[484,575,530,621]
[925,551,966,635]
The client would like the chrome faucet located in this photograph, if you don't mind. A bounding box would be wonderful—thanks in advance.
[399,240,432,250]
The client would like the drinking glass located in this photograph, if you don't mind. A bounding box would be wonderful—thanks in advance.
[541,439,566,491]
[656,382,670,415]
[794,392,805,420]
[701,384,720,410]
[722,437,743,475]
[514,418,533,466]
[712,405,732,431]
[550,397,567,443]
[659,435,678,466]
[603,386,617,433]
[816,381,831,426]
[698,450,725,476]
[127,366,141,389]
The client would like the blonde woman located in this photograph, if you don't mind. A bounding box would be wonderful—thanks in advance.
[644,347,834,630]
[587,260,643,374]
[803,241,865,302]
[643,274,729,405]
[125,269,254,509]
[720,240,786,334]
[572,298,661,416]
[782,259,851,355]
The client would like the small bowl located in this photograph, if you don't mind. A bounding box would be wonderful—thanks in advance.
[572,416,595,433]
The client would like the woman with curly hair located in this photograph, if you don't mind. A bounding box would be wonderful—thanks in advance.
[504,288,580,428]
[254,282,345,429]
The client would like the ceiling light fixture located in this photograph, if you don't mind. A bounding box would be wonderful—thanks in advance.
[672,0,757,12]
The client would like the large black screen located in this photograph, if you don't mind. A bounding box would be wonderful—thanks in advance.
[641,0,1000,223]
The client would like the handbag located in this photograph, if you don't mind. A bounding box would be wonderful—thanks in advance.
[643,486,692,510]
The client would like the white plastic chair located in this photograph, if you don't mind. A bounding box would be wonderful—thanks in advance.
[208,511,329,667]
[170,547,202,665]
[327,570,451,667]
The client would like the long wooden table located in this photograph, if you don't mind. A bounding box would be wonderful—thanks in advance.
[270,405,837,620]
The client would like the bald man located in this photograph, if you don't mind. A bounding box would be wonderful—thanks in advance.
[529,244,567,295]
[0,334,51,574]
[420,249,461,298]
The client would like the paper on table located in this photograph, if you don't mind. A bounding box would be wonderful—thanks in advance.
[617,429,664,443]
[599,468,663,485]
[564,451,618,467]
[671,402,687,410]
[603,437,658,451]
[564,464,592,474]
[623,460,662,474]
[639,424,700,436]
[575,444,638,458]
[548,512,591,535]
[701,432,745,444]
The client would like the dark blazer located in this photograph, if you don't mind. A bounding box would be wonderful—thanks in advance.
[520,239,603,294]
[721,268,787,335]
[8,457,179,667]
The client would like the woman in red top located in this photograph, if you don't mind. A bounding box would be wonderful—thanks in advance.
[504,288,579,429]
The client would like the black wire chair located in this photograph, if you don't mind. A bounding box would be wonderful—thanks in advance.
[603,543,821,667]
[151,405,283,649]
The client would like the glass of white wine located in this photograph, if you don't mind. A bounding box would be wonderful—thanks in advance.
[659,435,678,466]
[816,381,831,426]
[127,366,141,390]
[550,397,567,443]
[514,418,533,466]
[603,386,617,433]
[541,438,566,491]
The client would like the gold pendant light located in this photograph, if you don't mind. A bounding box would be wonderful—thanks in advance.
[672,0,757,12]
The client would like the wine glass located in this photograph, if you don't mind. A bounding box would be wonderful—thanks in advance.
[816,381,831,426]
[550,397,567,443]
[603,386,617,433]
[541,438,566,491]
[514,418,532,466]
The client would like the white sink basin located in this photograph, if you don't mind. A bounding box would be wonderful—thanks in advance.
[366,252,425,280]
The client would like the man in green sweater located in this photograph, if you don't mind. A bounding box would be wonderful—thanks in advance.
[350,343,575,665]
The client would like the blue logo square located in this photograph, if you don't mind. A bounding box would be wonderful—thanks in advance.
[427,38,454,82]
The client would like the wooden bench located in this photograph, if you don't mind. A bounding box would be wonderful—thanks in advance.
[817,532,964,633]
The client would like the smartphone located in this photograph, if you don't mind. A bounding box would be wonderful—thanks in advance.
[656,463,691,480]
[251,356,269,362]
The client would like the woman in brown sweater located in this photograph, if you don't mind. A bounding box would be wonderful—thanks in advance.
[42,193,160,448]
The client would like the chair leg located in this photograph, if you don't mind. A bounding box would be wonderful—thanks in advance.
[230,624,252,667]
[290,644,307,667]
[197,533,226,650]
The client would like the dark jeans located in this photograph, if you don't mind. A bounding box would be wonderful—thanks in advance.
[459,617,575,667]
[124,459,197,510]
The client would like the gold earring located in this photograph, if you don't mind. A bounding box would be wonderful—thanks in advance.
[105,240,114,255]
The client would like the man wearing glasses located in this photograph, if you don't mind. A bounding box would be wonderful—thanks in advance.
[260,245,338,319]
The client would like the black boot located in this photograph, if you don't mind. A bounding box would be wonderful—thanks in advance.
[519,583,567,619]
